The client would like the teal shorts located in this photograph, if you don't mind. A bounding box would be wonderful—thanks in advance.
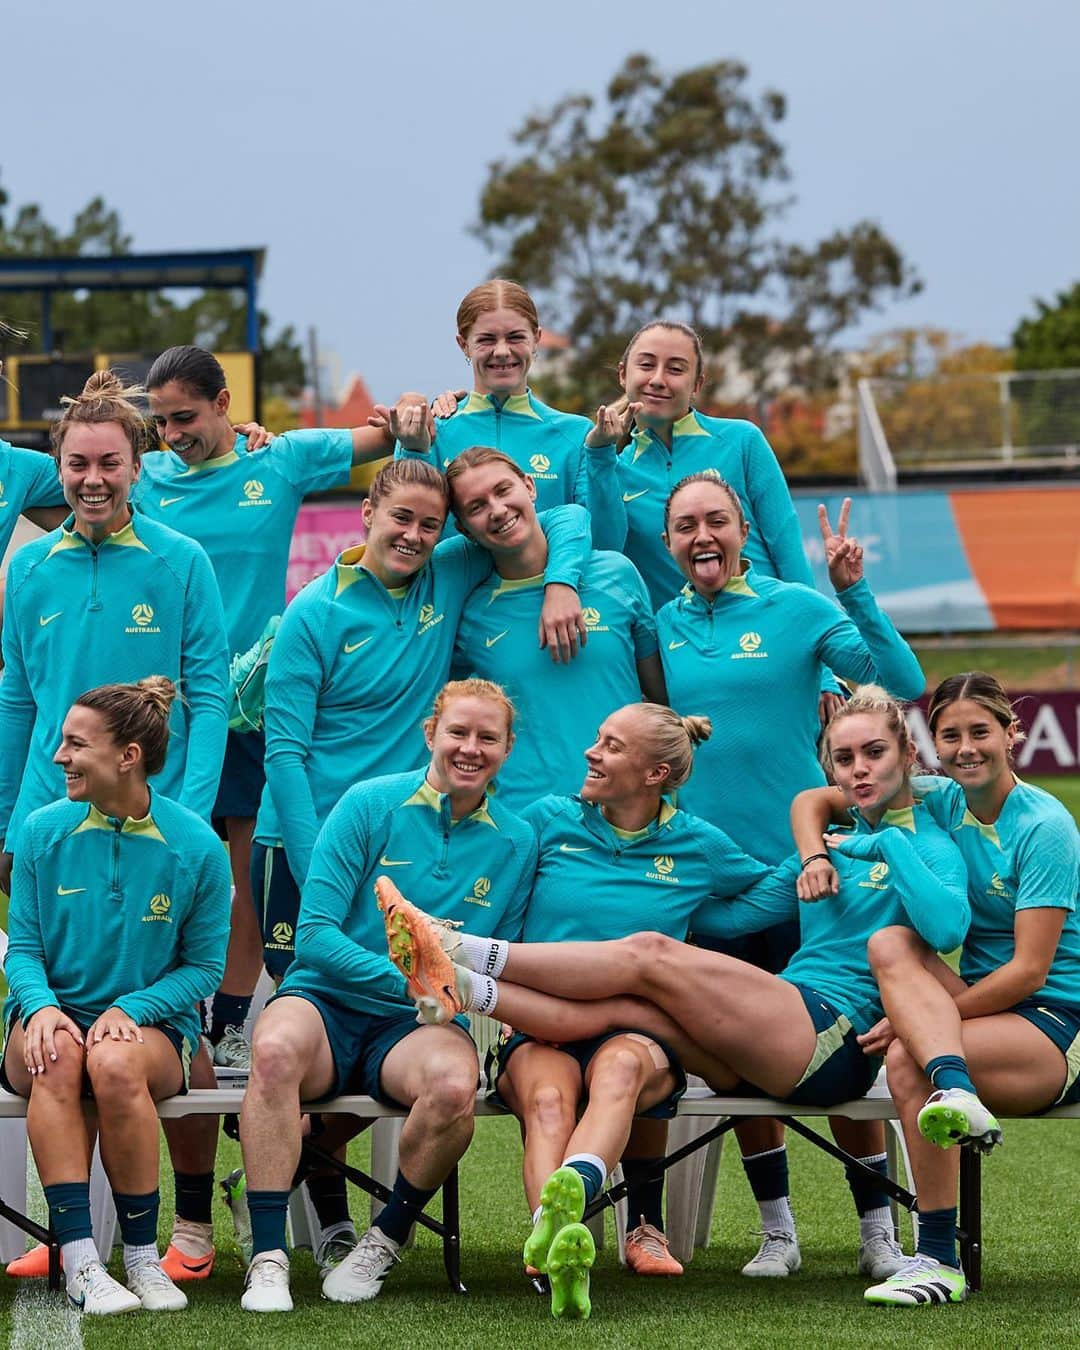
[1010,997,1080,1110]
[272,989,473,1105]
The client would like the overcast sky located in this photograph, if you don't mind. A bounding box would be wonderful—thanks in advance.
[6,0,1078,401]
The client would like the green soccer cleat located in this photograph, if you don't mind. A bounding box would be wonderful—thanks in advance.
[917,1088,1002,1153]
[547,1223,595,1320]
[864,1253,967,1306]
[523,1167,586,1274]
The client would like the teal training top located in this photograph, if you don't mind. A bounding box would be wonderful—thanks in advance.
[395,390,623,549]
[3,791,231,1052]
[593,411,812,611]
[132,429,352,654]
[255,505,589,881]
[0,441,67,557]
[452,550,657,811]
[658,568,924,862]
[0,512,229,852]
[519,795,770,943]
[279,770,537,1016]
[914,776,1080,1009]
[694,801,970,1034]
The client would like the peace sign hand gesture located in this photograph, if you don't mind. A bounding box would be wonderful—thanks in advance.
[818,497,863,592]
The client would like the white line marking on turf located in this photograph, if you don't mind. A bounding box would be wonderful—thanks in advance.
[10,1153,83,1350]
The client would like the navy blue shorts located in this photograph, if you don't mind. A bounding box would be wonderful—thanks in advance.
[0,1005,190,1097]
[213,728,266,823]
[691,919,801,976]
[1009,997,1080,1110]
[251,842,299,978]
[271,990,473,1105]
[490,1027,687,1119]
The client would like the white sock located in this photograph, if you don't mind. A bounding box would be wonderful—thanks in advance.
[458,933,508,978]
[859,1205,894,1241]
[61,1237,98,1274]
[463,970,498,1015]
[758,1196,796,1239]
[562,1153,609,1186]
[123,1242,160,1273]
[531,1205,543,1225]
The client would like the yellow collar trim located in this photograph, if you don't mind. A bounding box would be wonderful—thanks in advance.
[52,515,148,554]
[184,449,239,473]
[879,804,916,833]
[722,563,756,597]
[672,411,708,437]
[959,808,1001,847]
[462,390,536,418]
[404,777,498,828]
[490,572,544,598]
[72,801,165,842]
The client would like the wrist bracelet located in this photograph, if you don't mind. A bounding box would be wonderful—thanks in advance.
[800,852,830,870]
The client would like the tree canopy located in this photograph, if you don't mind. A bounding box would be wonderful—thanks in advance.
[474,54,921,410]
[1013,281,1080,371]
[0,174,304,392]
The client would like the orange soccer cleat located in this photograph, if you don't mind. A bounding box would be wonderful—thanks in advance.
[375,876,465,1024]
[624,1220,684,1277]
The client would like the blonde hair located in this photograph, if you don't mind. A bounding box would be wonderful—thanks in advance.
[426,678,516,738]
[820,684,914,777]
[51,369,152,458]
[445,447,531,528]
[926,671,1025,750]
[624,702,712,790]
[74,677,177,775]
[456,279,539,340]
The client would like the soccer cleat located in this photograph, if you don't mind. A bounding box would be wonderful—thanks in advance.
[161,1218,215,1280]
[220,1169,253,1264]
[66,1260,142,1315]
[523,1167,586,1274]
[857,1227,906,1280]
[6,1243,54,1277]
[917,1088,1002,1153]
[547,1223,595,1320]
[212,1025,251,1072]
[741,1231,802,1277]
[864,1252,967,1305]
[376,877,464,1023]
[241,1249,293,1312]
[321,1227,401,1303]
[315,1222,359,1277]
[125,1260,188,1311]
[624,1219,684,1276]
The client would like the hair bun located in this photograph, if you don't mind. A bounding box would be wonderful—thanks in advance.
[135,675,178,718]
[680,714,713,746]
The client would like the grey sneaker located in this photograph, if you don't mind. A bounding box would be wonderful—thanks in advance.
[315,1222,359,1276]
[213,1025,251,1071]
[741,1231,801,1277]
[858,1226,906,1279]
[321,1227,401,1303]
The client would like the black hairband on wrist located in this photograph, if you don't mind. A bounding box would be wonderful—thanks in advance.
[800,852,830,870]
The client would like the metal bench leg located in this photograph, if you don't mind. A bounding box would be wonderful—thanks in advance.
[441,1166,465,1294]
[959,1148,982,1292]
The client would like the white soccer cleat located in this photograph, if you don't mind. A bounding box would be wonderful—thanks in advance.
[741,1231,801,1277]
[241,1249,293,1312]
[917,1088,1002,1152]
[864,1252,967,1305]
[66,1260,142,1315]
[321,1227,401,1303]
[125,1260,188,1311]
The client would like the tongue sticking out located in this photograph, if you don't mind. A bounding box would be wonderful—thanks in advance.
[693,553,725,589]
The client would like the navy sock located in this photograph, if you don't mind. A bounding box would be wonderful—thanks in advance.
[844,1153,890,1216]
[306,1171,352,1231]
[924,1055,977,1095]
[916,1206,959,1268]
[247,1189,290,1258]
[742,1146,789,1202]
[113,1190,159,1248]
[43,1182,93,1244]
[210,992,252,1042]
[173,1170,214,1225]
[622,1158,665,1230]
[565,1159,604,1206]
[377,1171,437,1247]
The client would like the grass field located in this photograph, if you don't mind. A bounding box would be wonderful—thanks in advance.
[1,1117,1078,1348]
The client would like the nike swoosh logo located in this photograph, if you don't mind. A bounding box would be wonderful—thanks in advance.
[379,856,412,867]
[344,637,374,654]
[159,495,183,507]
[175,1254,213,1274]
[622,489,649,502]
[485,631,509,648]
[39,612,63,627]
[57,886,86,896]
[125,1208,152,1220]
[1038,1006,1068,1028]
[559,843,593,853]
[667,639,688,651]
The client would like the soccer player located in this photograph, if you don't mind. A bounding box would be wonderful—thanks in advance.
[237,679,537,1312]
[652,473,924,1277]
[793,672,1080,1306]
[1,679,230,1315]
[394,279,623,544]
[492,702,772,1287]
[382,687,969,1319]
[445,447,664,811]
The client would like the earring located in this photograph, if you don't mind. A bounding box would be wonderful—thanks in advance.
[464,356,472,365]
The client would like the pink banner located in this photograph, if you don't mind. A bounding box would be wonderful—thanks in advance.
[286,502,366,601]
[910,690,1080,776]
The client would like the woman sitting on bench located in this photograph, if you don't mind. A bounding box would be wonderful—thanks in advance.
[1,679,230,1316]
[793,671,1080,1307]
[379,685,970,1320]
